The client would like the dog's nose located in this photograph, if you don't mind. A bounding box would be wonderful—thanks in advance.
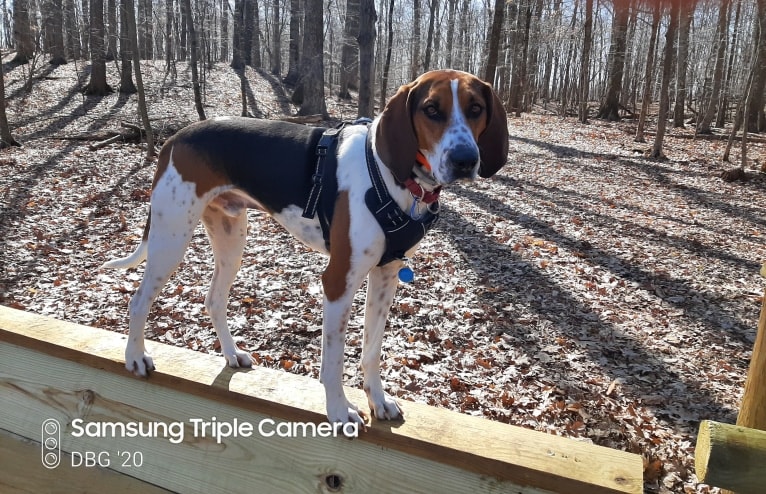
[449,146,479,173]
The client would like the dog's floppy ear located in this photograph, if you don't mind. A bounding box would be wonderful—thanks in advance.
[478,82,509,178]
[376,82,419,183]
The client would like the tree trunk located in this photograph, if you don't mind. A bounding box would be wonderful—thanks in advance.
[379,0,394,110]
[293,0,327,116]
[242,0,254,65]
[0,65,20,148]
[578,0,593,123]
[635,0,660,142]
[125,0,155,157]
[252,0,262,67]
[558,0,577,116]
[650,0,680,158]
[271,0,282,73]
[423,0,438,71]
[339,0,360,98]
[357,0,376,117]
[698,0,730,134]
[119,0,137,93]
[718,0,741,129]
[49,0,67,65]
[105,0,117,60]
[64,0,82,59]
[283,0,301,84]
[220,0,229,61]
[84,0,114,95]
[672,0,694,127]
[411,0,421,80]
[12,0,34,64]
[445,0,456,67]
[182,0,206,120]
[483,0,504,83]
[138,0,153,59]
[165,0,175,69]
[746,0,766,132]
[596,0,630,120]
[231,0,244,68]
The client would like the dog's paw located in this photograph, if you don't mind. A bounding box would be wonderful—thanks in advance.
[224,349,254,368]
[125,351,155,377]
[326,400,368,435]
[367,391,403,421]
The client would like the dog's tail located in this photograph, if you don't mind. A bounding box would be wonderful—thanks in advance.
[101,208,151,269]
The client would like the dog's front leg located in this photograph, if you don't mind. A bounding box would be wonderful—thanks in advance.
[361,262,403,420]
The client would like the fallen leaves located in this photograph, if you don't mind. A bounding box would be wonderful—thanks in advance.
[0,61,764,494]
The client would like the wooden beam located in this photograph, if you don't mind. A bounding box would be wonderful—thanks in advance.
[0,429,172,494]
[737,289,766,430]
[695,420,766,494]
[0,306,642,493]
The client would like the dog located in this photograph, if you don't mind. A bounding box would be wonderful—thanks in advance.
[103,69,509,427]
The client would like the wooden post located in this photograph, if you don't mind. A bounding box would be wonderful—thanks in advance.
[695,420,766,494]
[737,290,766,430]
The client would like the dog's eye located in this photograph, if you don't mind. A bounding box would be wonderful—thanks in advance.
[467,103,483,118]
[423,104,442,120]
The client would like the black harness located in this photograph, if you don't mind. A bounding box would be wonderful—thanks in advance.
[302,123,439,266]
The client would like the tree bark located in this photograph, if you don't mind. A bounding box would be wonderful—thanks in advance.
[698,0,730,134]
[0,65,20,148]
[105,0,117,60]
[124,0,154,157]
[578,0,593,123]
[84,0,114,95]
[64,0,82,59]
[252,0,262,67]
[483,0,504,83]
[423,0,438,71]
[293,0,327,116]
[220,0,229,61]
[746,0,766,132]
[339,0,360,98]
[379,0,394,110]
[357,0,376,117]
[672,0,694,127]
[283,0,301,85]
[12,0,34,64]
[596,0,630,120]
[182,0,206,120]
[120,0,137,93]
[445,0,456,67]
[635,0,660,142]
[231,0,245,68]
[650,0,680,158]
[411,0,421,80]
[272,0,282,73]
[48,0,67,65]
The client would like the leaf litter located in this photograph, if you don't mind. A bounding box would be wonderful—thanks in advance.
[1,61,765,493]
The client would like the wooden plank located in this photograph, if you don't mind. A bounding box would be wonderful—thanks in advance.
[0,306,642,493]
[737,289,766,429]
[0,428,172,494]
[695,420,766,494]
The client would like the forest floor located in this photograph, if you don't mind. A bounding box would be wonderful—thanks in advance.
[1,59,765,494]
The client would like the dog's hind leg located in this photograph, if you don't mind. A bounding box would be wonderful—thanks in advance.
[125,165,207,377]
[201,205,253,368]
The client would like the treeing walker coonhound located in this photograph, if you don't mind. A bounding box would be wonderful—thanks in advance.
[103,69,509,428]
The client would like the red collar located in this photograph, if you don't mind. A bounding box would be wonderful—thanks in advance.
[404,152,441,204]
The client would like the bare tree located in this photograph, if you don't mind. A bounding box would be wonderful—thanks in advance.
[183,0,207,120]
[293,0,327,116]
[357,0,376,117]
[339,0,360,98]
[120,0,137,93]
[0,65,20,148]
[125,0,154,157]
[672,0,695,127]
[12,0,34,64]
[650,0,680,158]
[379,0,394,109]
[411,0,421,80]
[48,0,67,65]
[423,0,438,71]
[84,0,114,95]
[635,0,661,142]
[597,0,630,120]
[746,0,766,132]
[272,0,282,73]
[284,0,302,85]
[697,0,730,134]
[483,0,504,83]
[578,0,593,123]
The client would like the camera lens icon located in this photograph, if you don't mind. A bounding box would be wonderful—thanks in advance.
[41,419,61,469]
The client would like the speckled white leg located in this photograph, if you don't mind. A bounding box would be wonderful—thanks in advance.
[202,207,253,368]
[361,262,403,420]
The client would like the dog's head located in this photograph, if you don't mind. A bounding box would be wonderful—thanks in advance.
[375,69,509,185]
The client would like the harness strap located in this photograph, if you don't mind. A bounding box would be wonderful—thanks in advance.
[364,131,439,266]
[302,126,342,223]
